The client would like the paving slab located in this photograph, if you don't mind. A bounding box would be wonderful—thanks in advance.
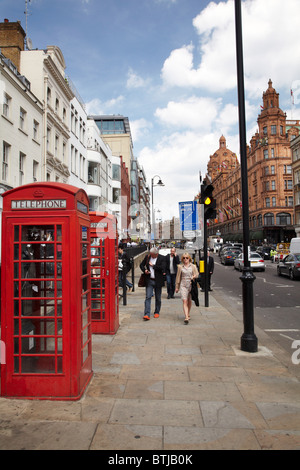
[0,275,299,451]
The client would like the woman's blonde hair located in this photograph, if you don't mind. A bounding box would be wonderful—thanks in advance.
[181,252,192,263]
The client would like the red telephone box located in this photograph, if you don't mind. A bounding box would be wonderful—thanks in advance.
[90,212,119,335]
[1,183,93,400]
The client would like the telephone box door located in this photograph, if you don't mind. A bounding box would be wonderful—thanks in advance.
[90,213,119,335]
[2,218,72,397]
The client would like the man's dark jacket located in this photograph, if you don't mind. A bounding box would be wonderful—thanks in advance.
[140,254,166,287]
[165,253,180,275]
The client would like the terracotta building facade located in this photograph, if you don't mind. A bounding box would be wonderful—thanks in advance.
[207,80,298,244]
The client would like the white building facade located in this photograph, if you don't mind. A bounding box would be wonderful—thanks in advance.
[86,118,113,213]
[20,46,74,183]
[69,96,88,190]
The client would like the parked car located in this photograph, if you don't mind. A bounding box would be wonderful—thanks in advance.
[277,253,300,280]
[220,249,241,265]
[218,244,233,258]
[234,252,265,271]
[185,241,194,250]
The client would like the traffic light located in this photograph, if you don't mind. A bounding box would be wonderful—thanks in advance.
[201,183,217,220]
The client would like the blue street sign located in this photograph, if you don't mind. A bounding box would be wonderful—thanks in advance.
[179,201,198,231]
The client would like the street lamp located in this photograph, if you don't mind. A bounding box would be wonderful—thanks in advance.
[235,0,258,353]
[151,175,165,244]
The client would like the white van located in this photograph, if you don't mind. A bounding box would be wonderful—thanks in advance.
[290,237,300,254]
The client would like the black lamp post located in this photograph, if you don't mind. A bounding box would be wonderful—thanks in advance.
[234,0,258,352]
[151,175,165,244]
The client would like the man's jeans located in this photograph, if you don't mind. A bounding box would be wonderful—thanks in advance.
[144,279,162,316]
[166,273,176,297]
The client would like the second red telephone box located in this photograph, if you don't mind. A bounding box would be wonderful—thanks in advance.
[90,212,119,334]
[1,183,93,400]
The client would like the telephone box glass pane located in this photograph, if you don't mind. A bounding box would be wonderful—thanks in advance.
[13,223,63,374]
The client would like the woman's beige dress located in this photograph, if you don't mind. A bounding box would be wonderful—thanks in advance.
[179,264,194,300]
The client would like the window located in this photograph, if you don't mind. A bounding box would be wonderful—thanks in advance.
[2,142,10,181]
[271,181,276,190]
[284,165,292,174]
[33,120,39,141]
[47,87,51,105]
[285,196,294,207]
[265,181,270,191]
[264,166,269,175]
[264,213,274,225]
[88,162,100,185]
[55,135,59,157]
[271,148,275,158]
[62,142,66,164]
[263,126,267,135]
[264,149,268,159]
[3,93,11,118]
[271,125,276,135]
[284,180,293,190]
[55,98,59,114]
[276,213,291,225]
[113,188,120,203]
[272,197,276,207]
[280,126,284,135]
[265,197,270,208]
[271,165,275,174]
[33,160,39,181]
[19,152,25,185]
[96,119,126,135]
[19,108,26,131]
[47,127,51,152]
[112,164,120,181]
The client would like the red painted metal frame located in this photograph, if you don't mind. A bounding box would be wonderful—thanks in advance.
[1,183,93,400]
[89,212,119,335]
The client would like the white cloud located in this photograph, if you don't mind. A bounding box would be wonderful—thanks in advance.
[155,96,221,131]
[138,130,233,219]
[85,96,124,115]
[130,118,152,142]
[126,68,149,89]
[161,0,300,96]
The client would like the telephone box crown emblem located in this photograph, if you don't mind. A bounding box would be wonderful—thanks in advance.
[33,190,44,198]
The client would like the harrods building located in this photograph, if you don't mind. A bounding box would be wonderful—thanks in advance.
[206,80,299,245]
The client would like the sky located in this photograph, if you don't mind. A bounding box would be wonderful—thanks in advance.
[2,0,300,221]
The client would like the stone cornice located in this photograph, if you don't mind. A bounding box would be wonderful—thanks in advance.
[44,55,74,100]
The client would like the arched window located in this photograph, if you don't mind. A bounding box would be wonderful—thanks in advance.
[276,213,291,225]
[264,213,274,226]
[257,214,262,226]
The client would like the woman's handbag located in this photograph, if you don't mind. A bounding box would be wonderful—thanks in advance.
[138,273,146,287]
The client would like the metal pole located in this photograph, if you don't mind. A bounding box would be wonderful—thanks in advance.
[122,264,127,305]
[234,0,258,352]
[203,220,209,307]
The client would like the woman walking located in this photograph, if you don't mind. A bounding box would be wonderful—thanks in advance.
[175,252,198,324]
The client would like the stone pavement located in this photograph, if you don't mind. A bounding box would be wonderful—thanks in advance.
[0,280,300,451]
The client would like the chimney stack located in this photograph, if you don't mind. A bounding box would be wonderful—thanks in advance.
[0,19,26,71]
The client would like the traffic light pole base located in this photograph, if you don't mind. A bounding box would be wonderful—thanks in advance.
[240,267,258,353]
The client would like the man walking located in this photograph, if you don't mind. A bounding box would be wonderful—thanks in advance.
[165,247,180,298]
[140,247,166,320]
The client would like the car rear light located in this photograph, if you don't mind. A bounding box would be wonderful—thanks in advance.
[296,263,300,268]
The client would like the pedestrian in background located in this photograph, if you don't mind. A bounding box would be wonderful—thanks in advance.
[118,243,133,292]
[140,247,166,320]
[165,247,180,299]
[175,252,198,324]
[201,250,214,291]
